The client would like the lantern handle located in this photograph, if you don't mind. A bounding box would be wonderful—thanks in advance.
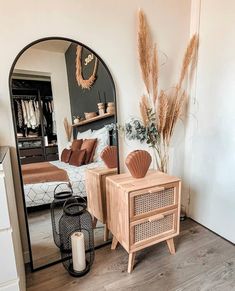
[62,195,87,209]
[63,202,86,216]
[54,182,73,199]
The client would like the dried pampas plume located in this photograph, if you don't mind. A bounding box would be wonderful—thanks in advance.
[152,44,158,104]
[138,9,152,94]
[157,90,168,134]
[140,94,150,126]
[179,34,199,87]
[63,117,72,142]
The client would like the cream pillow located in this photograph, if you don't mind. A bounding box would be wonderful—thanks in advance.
[92,127,110,162]
[76,129,92,139]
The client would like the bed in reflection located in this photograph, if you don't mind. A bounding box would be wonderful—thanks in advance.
[22,126,112,208]
[22,160,103,207]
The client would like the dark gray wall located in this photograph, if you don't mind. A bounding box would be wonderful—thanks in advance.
[65,43,115,133]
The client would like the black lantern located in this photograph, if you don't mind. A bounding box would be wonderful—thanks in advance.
[59,198,95,277]
[50,183,73,248]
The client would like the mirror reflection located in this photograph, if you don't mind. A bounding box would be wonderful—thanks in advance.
[10,39,118,270]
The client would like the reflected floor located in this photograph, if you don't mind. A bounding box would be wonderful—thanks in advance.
[28,208,110,268]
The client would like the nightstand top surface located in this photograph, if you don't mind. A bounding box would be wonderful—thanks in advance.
[106,170,181,192]
[86,167,117,175]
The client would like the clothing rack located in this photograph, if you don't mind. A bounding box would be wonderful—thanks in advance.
[11,87,37,90]
[11,79,59,164]
[13,95,38,99]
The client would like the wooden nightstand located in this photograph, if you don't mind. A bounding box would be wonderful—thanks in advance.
[85,167,117,241]
[106,170,181,273]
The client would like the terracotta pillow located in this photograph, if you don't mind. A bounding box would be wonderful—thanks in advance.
[71,139,83,151]
[88,139,98,163]
[61,149,72,163]
[69,149,86,167]
[81,138,97,164]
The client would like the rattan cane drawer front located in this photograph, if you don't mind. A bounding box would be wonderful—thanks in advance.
[131,210,177,247]
[130,183,179,220]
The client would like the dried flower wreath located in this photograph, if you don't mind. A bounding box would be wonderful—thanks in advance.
[76,45,98,89]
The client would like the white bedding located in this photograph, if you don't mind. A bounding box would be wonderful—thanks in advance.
[24,160,104,207]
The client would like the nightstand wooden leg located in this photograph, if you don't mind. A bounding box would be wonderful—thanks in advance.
[92,217,98,229]
[111,236,118,250]
[127,252,136,273]
[166,238,175,254]
[104,224,109,241]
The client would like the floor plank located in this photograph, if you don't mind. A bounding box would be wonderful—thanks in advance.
[175,257,235,291]
[26,219,235,291]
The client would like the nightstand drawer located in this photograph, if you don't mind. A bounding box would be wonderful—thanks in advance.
[130,209,178,248]
[130,182,179,220]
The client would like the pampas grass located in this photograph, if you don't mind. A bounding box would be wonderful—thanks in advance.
[137,9,199,172]
[138,10,152,94]
[139,94,150,126]
[179,34,198,88]
[152,44,159,104]
[63,117,72,142]
[157,90,168,134]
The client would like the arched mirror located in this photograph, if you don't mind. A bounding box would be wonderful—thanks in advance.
[9,38,118,271]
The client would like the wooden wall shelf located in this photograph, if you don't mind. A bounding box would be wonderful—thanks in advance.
[72,113,114,127]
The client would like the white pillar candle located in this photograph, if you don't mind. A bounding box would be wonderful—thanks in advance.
[71,232,86,272]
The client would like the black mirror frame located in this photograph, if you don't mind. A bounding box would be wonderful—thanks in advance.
[8,36,119,272]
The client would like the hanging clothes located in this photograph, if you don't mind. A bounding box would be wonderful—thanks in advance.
[13,93,57,143]
[51,100,57,135]
[24,101,31,128]
[21,99,28,127]
[15,100,23,128]
[43,100,53,136]
[28,100,37,129]
[34,101,40,127]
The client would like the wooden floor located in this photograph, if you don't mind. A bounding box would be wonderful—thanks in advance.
[26,219,235,291]
[28,208,109,268]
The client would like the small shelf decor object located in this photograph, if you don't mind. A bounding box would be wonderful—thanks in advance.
[72,113,114,127]
[76,45,98,90]
[73,116,81,125]
[50,183,73,248]
[86,167,117,241]
[59,197,94,277]
[84,112,97,120]
[125,150,151,178]
[106,170,181,273]
[106,102,115,115]
[97,102,105,115]
[100,146,118,169]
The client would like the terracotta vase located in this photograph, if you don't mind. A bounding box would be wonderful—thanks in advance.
[100,146,118,168]
[106,102,115,114]
[125,150,152,178]
[97,102,105,115]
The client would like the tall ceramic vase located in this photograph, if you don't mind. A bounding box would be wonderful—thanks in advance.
[125,150,152,178]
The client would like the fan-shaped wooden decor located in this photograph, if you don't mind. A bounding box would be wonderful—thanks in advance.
[125,150,152,178]
[100,146,118,169]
